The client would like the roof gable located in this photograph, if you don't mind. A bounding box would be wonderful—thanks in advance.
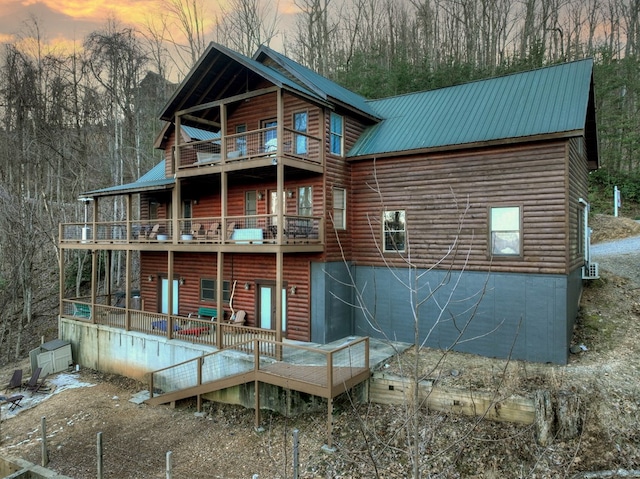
[254,46,380,119]
[349,59,596,158]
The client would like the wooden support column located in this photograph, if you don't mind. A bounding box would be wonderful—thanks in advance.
[167,251,174,338]
[275,88,284,346]
[174,115,181,171]
[172,168,181,241]
[91,248,98,324]
[220,104,227,159]
[125,195,132,330]
[216,250,223,349]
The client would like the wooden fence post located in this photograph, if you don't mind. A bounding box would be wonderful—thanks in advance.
[41,416,49,466]
[97,432,103,479]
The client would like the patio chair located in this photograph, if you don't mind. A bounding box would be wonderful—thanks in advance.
[226,222,236,239]
[191,223,203,239]
[146,224,160,240]
[5,369,22,392]
[204,222,220,241]
[224,310,246,326]
[23,367,42,391]
[30,373,51,394]
[0,394,24,411]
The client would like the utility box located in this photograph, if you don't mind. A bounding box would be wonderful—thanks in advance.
[29,339,73,376]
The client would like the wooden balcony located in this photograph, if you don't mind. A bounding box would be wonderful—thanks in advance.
[59,215,324,250]
[176,127,323,174]
[61,299,277,350]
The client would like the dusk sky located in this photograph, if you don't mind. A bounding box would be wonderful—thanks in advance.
[0,1,295,53]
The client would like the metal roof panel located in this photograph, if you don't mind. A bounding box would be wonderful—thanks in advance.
[349,59,594,157]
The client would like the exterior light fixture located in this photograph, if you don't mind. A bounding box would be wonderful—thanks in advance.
[244,282,250,290]
[257,191,264,200]
[179,277,185,286]
[147,275,154,282]
[289,285,296,295]
[287,190,294,199]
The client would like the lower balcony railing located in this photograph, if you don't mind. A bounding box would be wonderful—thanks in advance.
[60,215,323,246]
[62,299,277,351]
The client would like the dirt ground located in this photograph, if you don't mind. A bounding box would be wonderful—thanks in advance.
[1,214,640,478]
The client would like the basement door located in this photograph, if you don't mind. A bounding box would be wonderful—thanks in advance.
[160,278,179,315]
[258,283,287,332]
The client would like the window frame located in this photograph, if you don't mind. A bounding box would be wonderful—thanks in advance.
[293,110,308,155]
[235,124,247,155]
[332,187,346,230]
[298,186,313,217]
[489,205,523,257]
[383,210,406,253]
[200,278,231,303]
[330,112,344,156]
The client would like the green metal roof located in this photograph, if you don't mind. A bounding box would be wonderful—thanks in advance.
[82,160,173,198]
[348,58,595,157]
[255,46,380,119]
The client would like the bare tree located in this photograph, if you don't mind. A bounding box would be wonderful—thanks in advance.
[160,0,209,75]
[215,0,280,56]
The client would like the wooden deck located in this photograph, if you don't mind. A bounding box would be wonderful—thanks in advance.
[146,337,370,447]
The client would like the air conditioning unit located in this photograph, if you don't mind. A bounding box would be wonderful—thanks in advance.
[582,262,599,280]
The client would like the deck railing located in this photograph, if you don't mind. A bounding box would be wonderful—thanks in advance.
[61,215,323,246]
[61,300,276,350]
[176,127,322,169]
[148,336,370,402]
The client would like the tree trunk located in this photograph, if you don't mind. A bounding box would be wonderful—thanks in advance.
[535,389,554,446]
[556,390,582,440]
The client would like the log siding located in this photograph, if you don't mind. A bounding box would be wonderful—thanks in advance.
[350,140,574,275]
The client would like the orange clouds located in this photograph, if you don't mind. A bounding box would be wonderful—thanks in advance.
[21,0,159,24]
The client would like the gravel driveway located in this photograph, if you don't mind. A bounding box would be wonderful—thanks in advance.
[591,235,640,284]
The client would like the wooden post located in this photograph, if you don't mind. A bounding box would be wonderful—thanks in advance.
[292,428,299,479]
[97,432,103,479]
[534,390,554,446]
[41,416,48,466]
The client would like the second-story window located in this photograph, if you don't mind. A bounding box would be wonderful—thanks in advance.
[263,119,277,152]
[383,210,406,252]
[149,201,159,220]
[333,187,346,230]
[236,124,247,155]
[294,111,308,155]
[298,186,312,216]
[330,112,343,156]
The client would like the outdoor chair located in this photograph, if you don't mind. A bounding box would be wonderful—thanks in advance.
[30,373,51,394]
[23,367,42,391]
[0,394,24,411]
[5,369,22,392]
[146,224,160,240]
[224,310,246,326]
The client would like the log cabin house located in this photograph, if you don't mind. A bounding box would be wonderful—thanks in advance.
[59,43,598,379]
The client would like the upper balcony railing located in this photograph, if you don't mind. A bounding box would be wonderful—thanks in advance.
[60,215,323,247]
[177,127,322,170]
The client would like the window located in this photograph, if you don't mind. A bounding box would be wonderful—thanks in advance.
[383,210,406,252]
[182,200,192,232]
[333,187,346,230]
[200,279,231,303]
[293,111,308,154]
[330,112,343,155]
[490,206,521,256]
[298,186,313,216]
[235,124,247,155]
[262,119,277,152]
[245,190,257,228]
[149,201,159,220]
